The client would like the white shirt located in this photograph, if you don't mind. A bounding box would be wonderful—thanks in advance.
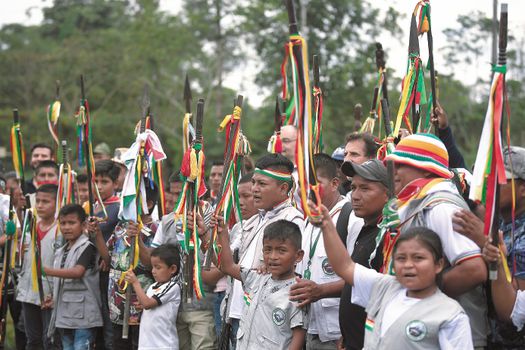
[139,277,181,350]
[352,264,473,350]
[346,211,364,256]
[296,197,348,341]
[398,181,481,265]
[511,289,525,330]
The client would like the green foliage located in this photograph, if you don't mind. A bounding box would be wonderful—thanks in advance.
[0,0,523,176]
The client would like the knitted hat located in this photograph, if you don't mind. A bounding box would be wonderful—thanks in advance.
[386,133,453,179]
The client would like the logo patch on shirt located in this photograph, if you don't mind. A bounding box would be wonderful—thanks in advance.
[405,320,427,342]
[365,318,374,332]
[272,308,286,326]
[321,258,335,275]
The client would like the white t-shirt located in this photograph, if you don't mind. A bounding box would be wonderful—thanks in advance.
[351,264,473,350]
[139,276,181,350]
[511,290,525,330]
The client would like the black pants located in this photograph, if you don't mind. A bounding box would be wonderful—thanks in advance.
[112,323,139,350]
[21,302,61,350]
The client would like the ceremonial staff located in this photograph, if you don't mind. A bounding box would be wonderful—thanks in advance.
[312,55,323,153]
[284,0,321,218]
[205,95,244,270]
[174,99,207,301]
[0,193,16,345]
[182,75,194,154]
[267,96,283,154]
[57,140,75,213]
[47,80,61,158]
[361,43,389,138]
[77,75,107,219]
[470,3,510,281]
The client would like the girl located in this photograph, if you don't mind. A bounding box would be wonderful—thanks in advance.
[125,244,181,350]
[311,203,473,349]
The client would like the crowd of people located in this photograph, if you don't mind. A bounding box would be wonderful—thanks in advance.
[0,104,525,350]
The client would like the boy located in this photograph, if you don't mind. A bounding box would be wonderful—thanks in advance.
[92,184,159,350]
[125,244,181,350]
[93,159,121,350]
[34,160,59,187]
[17,184,62,349]
[45,204,102,348]
[217,219,306,350]
[76,174,89,205]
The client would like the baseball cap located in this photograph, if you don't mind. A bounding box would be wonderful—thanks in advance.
[504,146,525,180]
[331,146,345,162]
[341,159,388,187]
[93,142,111,156]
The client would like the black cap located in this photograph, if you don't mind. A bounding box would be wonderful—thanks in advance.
[341,159,388,187]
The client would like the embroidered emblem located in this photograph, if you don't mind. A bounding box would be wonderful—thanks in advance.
[272,308,286,326]
[243,291,252,306]
[405,320,427,342]
[321,258,335,275]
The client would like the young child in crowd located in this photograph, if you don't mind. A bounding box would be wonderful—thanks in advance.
[312,203,473,349]
[45,204,102,349]
[125,244,181,350]
[216,219,306,350]
[76,174,89,205]
[17,184,61,349]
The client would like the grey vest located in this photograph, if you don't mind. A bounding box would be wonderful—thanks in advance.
[363,275,464,349]
[401,190,488,346]
[48,234,102,336]
[17,223,61,305]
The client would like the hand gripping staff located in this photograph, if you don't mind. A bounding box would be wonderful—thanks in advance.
[76,75,107,219]
[469,4,511,282]
[174,99,207,301]
[284,0,322,219]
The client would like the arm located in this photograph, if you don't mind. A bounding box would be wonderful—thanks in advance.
[289,278,344,307]
[431,103,466,169]
[289,327,306,350]
[127,221,152,266]
[216,218,241,281]
[125,270,159,310]
[202,266,225,285]
[313,203,356,285]
[44,264,86,279]
[88,217,110,265]
[441,257,487,297]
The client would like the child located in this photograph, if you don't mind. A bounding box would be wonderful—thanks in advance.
[34,160,59,187]
[217,218,306,350]
[17,184,62,349]
[125,244,181,350]
[76,174,89,206]
[312,203,473,349]
[45,204,102,349]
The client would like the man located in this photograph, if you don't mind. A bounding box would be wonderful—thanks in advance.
[338,159,389,350]
[343,132,376,164]
[93,142,112,162]
[165,170,183,213]
[231,154,304,344]
[342,133,377,202]
[209,161,224,204]
[454,146,525,348]
[386,133,488,348]
[223,172,258,348]
[280,125,297,164]
[290,154,349,349]
[25,143,54,194]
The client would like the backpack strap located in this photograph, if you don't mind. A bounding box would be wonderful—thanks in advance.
[336,201,353,247]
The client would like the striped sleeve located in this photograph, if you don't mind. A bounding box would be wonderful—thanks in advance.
[150,278,180,306]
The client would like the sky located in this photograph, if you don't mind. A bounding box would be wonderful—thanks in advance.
[0,0,523,107]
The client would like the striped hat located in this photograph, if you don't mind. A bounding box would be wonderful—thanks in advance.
[386,133,453,179]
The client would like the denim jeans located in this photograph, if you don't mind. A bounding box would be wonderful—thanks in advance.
[59,328,96,350]
[213,291,226,335]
